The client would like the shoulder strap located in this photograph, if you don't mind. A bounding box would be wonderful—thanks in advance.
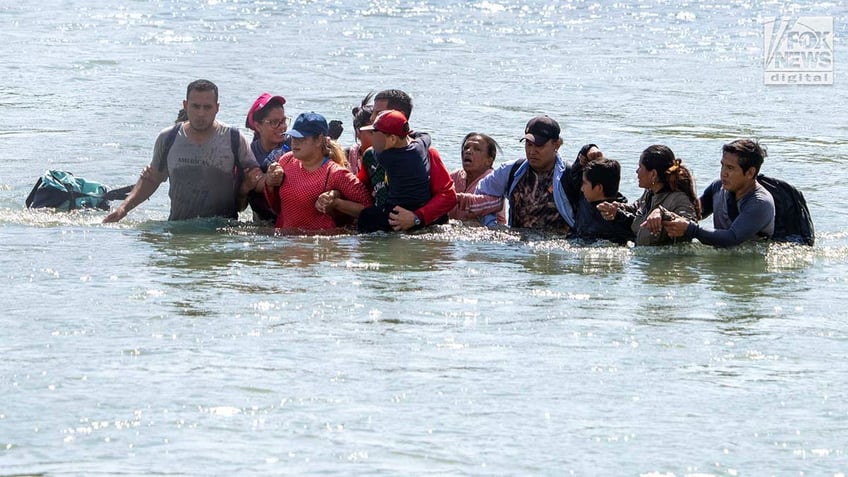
[102,185,135,201]
[230,127,243,176]
[158,124,182,173]
[25,177,44,208]
[505,159,526,193]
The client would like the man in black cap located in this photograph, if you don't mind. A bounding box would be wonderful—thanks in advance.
[474,116,575,232]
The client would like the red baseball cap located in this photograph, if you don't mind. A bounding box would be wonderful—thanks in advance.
[246,92,286,131]
[360,110,411,137]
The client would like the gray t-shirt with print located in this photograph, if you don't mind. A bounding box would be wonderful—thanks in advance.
[151,122,258,221]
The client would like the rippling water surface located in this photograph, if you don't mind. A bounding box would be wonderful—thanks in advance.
[2,1,847,475]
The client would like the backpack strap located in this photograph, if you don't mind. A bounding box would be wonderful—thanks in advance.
[505,158,526,194]
[25,177,44,208]
[230,127,243,177]
[157,123,182,173]
[103,185,135,201]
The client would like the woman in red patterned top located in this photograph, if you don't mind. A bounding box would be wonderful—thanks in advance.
[264,112,372,231]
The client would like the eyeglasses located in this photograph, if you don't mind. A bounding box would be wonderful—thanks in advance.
[261,118,288,128]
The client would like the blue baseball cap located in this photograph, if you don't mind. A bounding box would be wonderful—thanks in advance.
[287,112,329,138]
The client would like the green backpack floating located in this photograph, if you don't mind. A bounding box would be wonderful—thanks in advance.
[25,170,133,211]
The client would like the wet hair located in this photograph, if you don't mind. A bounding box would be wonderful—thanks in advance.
[722,138,767,174]
[352,91,375,130]
[640,144,701,219]
[175,108,187,123]
[583,158,621,198]
[375,89,413,119]
[461,132,501,163]
[186,79,218,102]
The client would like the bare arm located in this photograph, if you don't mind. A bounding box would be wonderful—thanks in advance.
[102,166,165,223]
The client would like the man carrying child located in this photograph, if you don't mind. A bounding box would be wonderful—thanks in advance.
[356,110,433,232]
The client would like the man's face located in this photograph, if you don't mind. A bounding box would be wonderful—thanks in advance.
[183,90,219,132]
[524,138,559,172]
[720,151,755,194]
[370,99,390,123]
[581,173,604,202]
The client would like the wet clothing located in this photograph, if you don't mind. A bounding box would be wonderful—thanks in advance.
[379,135,432,211]
[266,152,372,230]
[574,194,634,245]
[357,148,388,208]
[347,144,363,177]
[476,156,575,232]
[563,144,600,215]
[356,132,456,228]
[510,168,567,229]
[248,139,290,223]
[151,122,258,221]
[617,189,699,245]
[685,180,775,247]
[357,135,433,233]
[451,167,505,226]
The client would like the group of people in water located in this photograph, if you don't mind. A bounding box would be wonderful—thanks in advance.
[102,79,779,248]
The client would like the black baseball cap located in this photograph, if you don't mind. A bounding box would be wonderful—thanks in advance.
[521,116,561,146]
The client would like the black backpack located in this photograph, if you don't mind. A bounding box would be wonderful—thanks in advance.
[756,174,815,246]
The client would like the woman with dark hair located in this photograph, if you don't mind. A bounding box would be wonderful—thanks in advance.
[245,93,289,223]
[346,92,374,177]
[598,144,700,245]
[450,133,506,226]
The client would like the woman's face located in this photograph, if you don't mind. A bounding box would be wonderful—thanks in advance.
[255,107,287,146]
[636,160,656,189]
[357,123,373,150]
[462,136,493,177]
[291,135,323,161]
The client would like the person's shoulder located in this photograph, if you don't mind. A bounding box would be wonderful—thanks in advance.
[157,123,182,138]
[703,179,722,194]
[752,181,776,204]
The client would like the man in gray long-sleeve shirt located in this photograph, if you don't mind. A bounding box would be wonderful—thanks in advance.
[663,139,774,247]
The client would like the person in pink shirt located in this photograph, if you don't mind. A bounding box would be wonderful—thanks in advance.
[450,133,506,226]
[264,112,372,231]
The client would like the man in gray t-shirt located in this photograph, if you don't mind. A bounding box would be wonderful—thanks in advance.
[104,79,264,223]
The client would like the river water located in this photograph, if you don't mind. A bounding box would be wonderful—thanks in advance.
[1,1,847,475]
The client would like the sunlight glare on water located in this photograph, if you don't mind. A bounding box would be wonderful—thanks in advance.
[1,0,847,475]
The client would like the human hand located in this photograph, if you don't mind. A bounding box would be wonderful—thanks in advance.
[388,206,417,231]
[266,162,284,187]
[640,208,664,236]
[596,201,619,221]
[328,120,344,140]
[578,145,604,166]
[315,190,340,214]
[662,216,690,238]
[102,205,127,223]
[239,167,263,195]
